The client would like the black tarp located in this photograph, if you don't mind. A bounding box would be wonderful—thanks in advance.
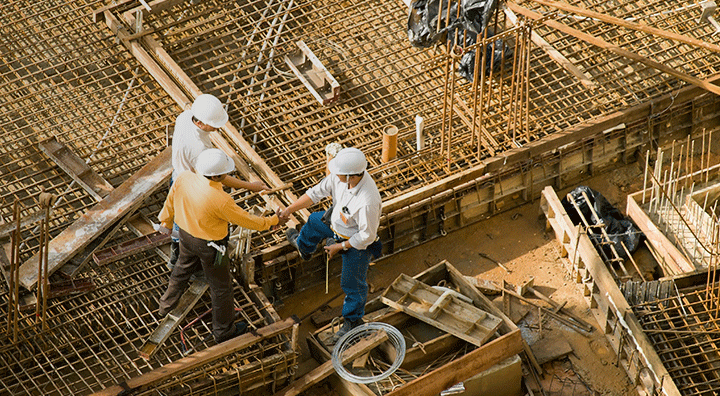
[561,186,643,262]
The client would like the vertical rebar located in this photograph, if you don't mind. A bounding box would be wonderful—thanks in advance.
[42,203,50,331]
[36,217,44,325]
[12,199,20,343]
[642,150,649,204]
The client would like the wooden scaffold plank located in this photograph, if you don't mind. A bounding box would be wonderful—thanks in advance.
[138,279,209,360]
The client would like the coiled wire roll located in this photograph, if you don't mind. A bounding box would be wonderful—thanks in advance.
[331,322,406,384]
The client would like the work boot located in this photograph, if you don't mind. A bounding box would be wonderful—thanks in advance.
[286,228,312,261]
[329,318,364,346]
[215,321,248,344]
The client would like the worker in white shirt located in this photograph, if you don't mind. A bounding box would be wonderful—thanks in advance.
[169,93,267,267]
[278,148,382,344]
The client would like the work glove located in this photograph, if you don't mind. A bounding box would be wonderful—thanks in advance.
[153,223,171,235]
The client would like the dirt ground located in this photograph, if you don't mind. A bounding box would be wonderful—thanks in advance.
[277,161,647,396]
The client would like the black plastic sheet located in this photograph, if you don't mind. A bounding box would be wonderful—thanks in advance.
[407,0,499,49]
[457,37,512,82]
[561,186,643,262]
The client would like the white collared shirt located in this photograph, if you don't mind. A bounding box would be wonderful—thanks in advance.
[305,171,382,250]
[171,110,214,179]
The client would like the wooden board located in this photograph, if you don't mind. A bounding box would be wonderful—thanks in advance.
[381,274,502,347]
[38,136,114,201]
[17,148,171,290]
[385,330,523,396]
[94,231,171,266]
[626,192,694,273]
[530,331,573,365]
[139,279,209,360]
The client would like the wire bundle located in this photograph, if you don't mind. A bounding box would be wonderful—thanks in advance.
[331,322,406,384]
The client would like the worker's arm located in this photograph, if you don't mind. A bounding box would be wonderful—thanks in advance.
[221,175,268,192]
[222,200,280,231]
[278,194,313,223]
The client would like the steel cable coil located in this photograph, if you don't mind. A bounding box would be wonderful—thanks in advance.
[331,322,406,384]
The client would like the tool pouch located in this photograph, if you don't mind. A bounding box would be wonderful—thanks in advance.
[213,249,229,267]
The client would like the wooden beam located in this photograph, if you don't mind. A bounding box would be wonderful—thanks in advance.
[17,149,172,290]
[507,2,720,96]
[92,317,297,396]
[502,4,597,90]
[626,191,695,273]
[385,330,523,396]
[528,0,720,54]
[273,330,388,396]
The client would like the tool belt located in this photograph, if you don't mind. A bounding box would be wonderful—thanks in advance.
[207,235,229,267]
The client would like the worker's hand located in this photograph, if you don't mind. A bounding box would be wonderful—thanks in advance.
[153,223,171,235]
[277,209,291,224]
[248,181,269,193]
[276,211,290,226]
[324,242,344,260]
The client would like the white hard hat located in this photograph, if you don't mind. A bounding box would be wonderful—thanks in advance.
[195,149,235,176]
[328,147,367,175]
[191,94,228,128]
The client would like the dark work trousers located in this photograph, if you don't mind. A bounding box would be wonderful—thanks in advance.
[159,228,234,342]
[296,211,372,322]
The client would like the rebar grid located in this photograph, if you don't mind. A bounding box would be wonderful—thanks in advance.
[0,246,285,395]
[634,285,720,395]
[131,0,720,207]
[638,131,720,279]
[0,0,177,263]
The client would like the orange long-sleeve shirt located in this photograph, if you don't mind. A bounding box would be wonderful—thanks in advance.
[159,171,278,241]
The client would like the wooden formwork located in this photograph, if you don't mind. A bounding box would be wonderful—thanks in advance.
[540,186,679,396]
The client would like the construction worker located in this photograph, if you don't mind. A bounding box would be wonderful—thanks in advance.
[169,93,267,267]
[156,149,284,343]
[278,147,382,343]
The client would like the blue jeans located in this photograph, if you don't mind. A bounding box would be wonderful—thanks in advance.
[296,211,371,322]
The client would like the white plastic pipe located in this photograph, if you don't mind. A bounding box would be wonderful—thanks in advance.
[415,115,424,151]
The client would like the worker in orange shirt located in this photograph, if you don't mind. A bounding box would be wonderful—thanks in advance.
[156,149,285,343]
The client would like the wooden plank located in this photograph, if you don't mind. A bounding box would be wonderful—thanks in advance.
[626,193,694,273]
[507,2,720,96]
[0,212,43,241]
[381,274,502,347]
[38,136,114,201]
[92,317,297,396]
[502,4,597,89]
[528,0,720,54]
[93,231,171,266]
[273,330,388,396]
[17,149,172,290]
[139,280,209,359]
[385,330,523,396]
